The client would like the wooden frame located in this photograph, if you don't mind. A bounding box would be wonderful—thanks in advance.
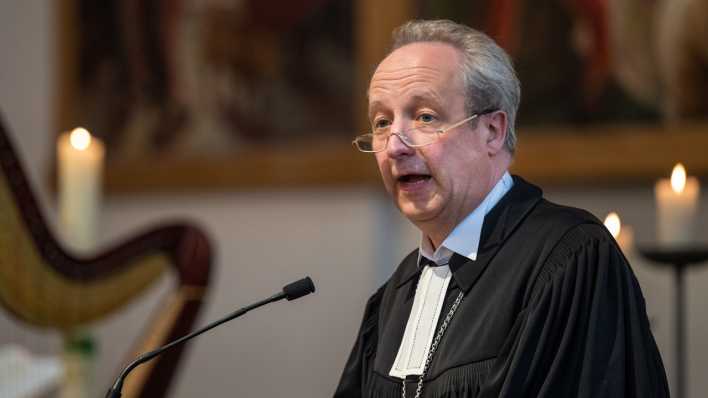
[55,0,708,194]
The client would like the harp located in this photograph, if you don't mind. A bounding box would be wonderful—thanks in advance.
[0,113,213,397]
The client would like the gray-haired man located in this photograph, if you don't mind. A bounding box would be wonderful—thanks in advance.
[336,19,668,398]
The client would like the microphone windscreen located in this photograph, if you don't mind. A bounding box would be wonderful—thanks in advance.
[283,277,316,301]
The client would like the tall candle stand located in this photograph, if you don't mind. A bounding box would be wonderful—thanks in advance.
[638,246,708,398]
[57,127,104,398]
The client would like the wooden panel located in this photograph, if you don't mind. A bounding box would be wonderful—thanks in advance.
[104,143,381,194]
[99,124,708,194]
[55,0,79,132]
[512,124,708,186]
[355,0,414,131]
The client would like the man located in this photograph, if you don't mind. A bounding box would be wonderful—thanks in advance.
[335,20,668,398]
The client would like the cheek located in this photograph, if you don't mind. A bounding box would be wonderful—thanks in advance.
[432,144,486,190]
[374,154,387,174]
[374,155,394,186]
[422,145,455,180]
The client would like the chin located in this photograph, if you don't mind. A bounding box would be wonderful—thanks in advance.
[396,199,438,223]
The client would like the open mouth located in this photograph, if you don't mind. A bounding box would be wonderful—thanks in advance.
[397,174,431,184]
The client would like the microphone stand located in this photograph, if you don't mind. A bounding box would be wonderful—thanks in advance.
[106,277,314,398]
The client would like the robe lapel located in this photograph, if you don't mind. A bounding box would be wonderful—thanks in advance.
[450,176,544,293]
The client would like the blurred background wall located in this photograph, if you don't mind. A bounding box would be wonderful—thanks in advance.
[1,2,707,397]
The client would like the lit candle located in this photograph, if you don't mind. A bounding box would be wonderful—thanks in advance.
[654,163,700,247]
[604,212,634,253]
[57,127,105,252]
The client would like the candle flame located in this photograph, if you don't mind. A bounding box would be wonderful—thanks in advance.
[69,127,91,151]
[670,163,686,194]
[604,212,621,238]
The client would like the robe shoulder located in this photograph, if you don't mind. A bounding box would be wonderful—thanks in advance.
[525,198,606,245]
[480,221,670,398]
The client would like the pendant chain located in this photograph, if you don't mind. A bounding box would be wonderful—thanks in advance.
[402,290,464,398]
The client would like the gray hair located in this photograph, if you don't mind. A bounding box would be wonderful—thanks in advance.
[390,19,521,154]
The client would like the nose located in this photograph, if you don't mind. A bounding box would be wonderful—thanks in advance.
[385,132,414,157]
[385,121,415,157]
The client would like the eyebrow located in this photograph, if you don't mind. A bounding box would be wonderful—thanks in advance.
[408,93,443,108]
[368,92,444,121]
[368,100,384,121]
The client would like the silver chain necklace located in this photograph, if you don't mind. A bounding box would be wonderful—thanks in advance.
[401,290,465,398]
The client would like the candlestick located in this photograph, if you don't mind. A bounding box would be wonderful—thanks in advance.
[639,246,708,398]
[57,127,105,252]
[57,127,103,398]
[654,163,700,248]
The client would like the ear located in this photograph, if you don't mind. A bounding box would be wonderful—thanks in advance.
[484,111,508,156]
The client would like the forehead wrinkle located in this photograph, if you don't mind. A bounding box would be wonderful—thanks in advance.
[370,74,441,91]
[369,69,450,98]
[369,75,453,111]
[373,64,441,77]
[369,65,459,95]
[371,69,443,88]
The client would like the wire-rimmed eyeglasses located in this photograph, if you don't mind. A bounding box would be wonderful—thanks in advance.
[352,109,497,153]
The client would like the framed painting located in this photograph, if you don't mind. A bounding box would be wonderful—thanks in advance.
[55,0,383,193]
[55,0,708,194]
[411,0,708,185]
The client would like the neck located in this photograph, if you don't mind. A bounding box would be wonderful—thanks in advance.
[422,225,450,251]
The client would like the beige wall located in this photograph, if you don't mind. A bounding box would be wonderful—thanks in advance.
[1,3,707,397]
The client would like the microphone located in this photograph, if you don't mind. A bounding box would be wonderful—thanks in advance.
[282,276,316,300]
[105,277,316,398]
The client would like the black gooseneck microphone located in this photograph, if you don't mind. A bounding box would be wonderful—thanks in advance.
[105,276,316,398]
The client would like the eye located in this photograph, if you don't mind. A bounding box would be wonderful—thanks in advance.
[417,113,437,124]
[373,118,391,131]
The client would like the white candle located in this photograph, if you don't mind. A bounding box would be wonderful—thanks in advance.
[604,212,634,254]
[57,128,105,252]
[654,163,700,247]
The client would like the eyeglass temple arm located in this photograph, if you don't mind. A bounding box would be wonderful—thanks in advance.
[443,108,498,132]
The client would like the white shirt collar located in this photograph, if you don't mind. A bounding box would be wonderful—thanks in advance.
[418,172,513,265]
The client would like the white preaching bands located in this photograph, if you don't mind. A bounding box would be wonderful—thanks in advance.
[390,172,513,386]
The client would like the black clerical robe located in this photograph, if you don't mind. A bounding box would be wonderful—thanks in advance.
[335,176,669,398]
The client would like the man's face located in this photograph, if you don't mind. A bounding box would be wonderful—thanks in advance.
[369,42,497,231]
